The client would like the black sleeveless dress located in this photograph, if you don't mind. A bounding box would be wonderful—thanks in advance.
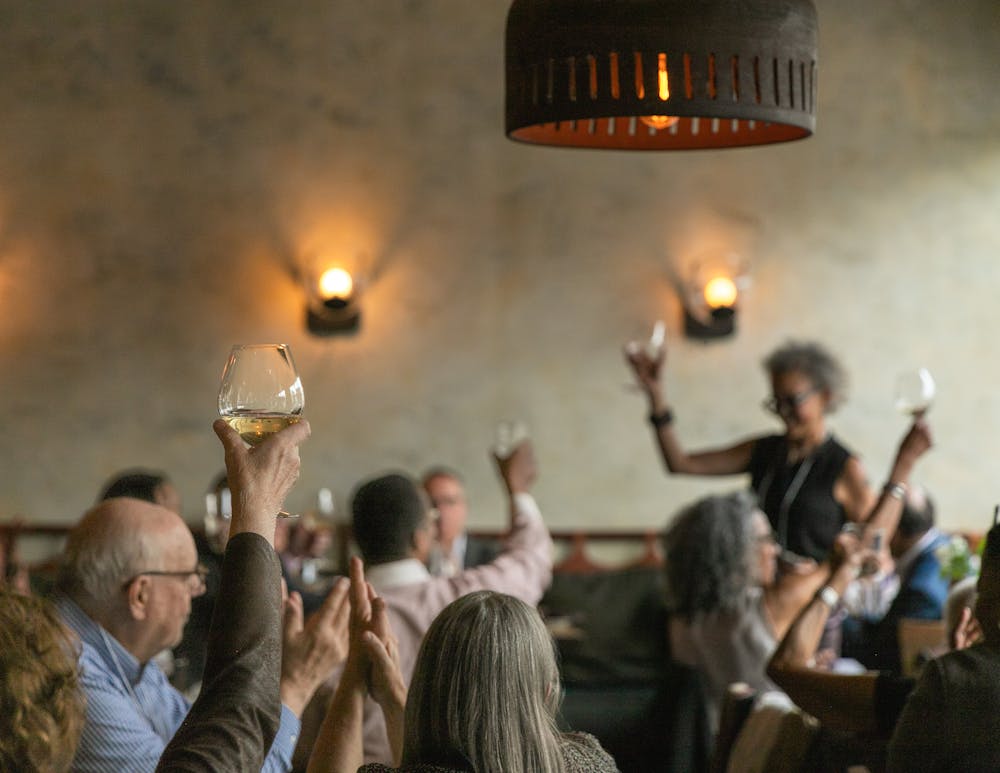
[745,434,852,562]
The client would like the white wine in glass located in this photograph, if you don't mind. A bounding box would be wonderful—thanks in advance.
[894,368,935,417]
[222,412,302,446]
[218,343,304,515]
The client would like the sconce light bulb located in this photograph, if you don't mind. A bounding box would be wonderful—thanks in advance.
[318,267,354,301]
[703,276,738,309]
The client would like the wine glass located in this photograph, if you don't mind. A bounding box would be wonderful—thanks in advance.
[493,420,529,459]
[218,343,304,516]
[894,368,935,418]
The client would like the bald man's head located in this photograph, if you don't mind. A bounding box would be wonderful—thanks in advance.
[57,498,192,611]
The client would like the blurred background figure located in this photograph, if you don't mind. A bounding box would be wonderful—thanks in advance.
[626,339,874,564]
[662,490,831,730]
[1,522,32,595]
[840,484,950,675]
[172,471,230,695]
[97,468,181,514]
[887,517,1000,771]
[421,466,499,577]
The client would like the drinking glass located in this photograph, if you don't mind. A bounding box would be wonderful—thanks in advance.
[894,368,935,417]
[218,343,304,516]
[494,420,529,459]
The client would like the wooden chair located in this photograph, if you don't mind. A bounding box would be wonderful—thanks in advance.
[897,617,946,677]
[711,682,757,773]
[714,686,821,773]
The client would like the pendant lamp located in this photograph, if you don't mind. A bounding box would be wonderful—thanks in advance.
[505,0,818,150]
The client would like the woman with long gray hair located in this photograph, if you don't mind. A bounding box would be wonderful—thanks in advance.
[662,491,832,730]
[309,560,619,773]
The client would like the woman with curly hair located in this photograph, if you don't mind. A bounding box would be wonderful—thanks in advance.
[0,589,84,773]
[662,491,835,729]
[626,339,877,562]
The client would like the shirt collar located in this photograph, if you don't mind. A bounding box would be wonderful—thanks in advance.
[365,558,431,590]
[56,593,143,685]
[451,533,468,565]
[896,527,941,579]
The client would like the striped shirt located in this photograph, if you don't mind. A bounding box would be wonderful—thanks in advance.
[57,595,299,773]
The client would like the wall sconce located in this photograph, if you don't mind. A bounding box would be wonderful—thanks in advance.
[682,254,748,340]
[305,264,363,335]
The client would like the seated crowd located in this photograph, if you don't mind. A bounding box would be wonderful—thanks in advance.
[1,339,995,773]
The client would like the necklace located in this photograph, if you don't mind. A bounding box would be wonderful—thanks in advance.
[755,435,829,550]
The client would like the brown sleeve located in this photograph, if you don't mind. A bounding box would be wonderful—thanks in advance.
[156,532,283,772]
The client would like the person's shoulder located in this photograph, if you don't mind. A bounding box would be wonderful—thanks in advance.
[923,644,1000,692]
[821,433,855,462]
[560,731,620,771]
[753,434,784,450]
[464,534,501,566]
[74,639,119,689]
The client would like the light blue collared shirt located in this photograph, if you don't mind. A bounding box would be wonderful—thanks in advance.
[57,595,299,773]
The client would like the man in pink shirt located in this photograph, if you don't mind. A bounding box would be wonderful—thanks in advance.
[293,441,553,768]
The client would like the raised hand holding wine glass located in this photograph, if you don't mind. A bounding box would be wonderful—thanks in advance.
[218,343,305,517]
[894,367,936,418]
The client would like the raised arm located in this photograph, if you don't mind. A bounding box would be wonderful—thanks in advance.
[308,557,405,773]
[624,340,755,476]
[858,419,933,543]
[157,418,311,773]
[766,537,884,735]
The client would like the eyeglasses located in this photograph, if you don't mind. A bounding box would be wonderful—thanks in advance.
[762,387,819,416]
[122,564,209,593]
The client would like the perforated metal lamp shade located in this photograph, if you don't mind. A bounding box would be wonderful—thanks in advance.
[505,0,818,150]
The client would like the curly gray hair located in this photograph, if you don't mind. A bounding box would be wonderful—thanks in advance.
[764,340,848,412]
[662,491,757,621]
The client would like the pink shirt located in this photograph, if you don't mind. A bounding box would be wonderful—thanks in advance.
[295,493,553,767]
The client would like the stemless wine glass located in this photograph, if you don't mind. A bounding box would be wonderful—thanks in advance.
[218,343,304,516]
[493,420,529,459]
[894,368,936,418]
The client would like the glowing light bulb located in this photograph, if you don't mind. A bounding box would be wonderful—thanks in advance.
[640,54,679,130]
[318,267,354,301]
[703,276,738,309]
[640,115,680,130]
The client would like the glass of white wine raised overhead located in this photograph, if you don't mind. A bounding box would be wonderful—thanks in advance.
[218,343,304,517]
[894,367,936,418]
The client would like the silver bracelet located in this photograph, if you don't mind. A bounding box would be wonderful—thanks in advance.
[884,481,907,501]
[817,585,840,609]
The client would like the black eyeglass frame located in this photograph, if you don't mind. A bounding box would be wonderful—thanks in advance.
[121,564,209,590]
[761,386,820,416]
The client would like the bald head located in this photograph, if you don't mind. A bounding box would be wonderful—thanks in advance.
[57,498,194,612]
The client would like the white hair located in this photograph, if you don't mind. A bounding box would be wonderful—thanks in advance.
[56,499,163,609]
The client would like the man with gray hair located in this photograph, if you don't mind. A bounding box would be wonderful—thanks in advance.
[56,493,348,772]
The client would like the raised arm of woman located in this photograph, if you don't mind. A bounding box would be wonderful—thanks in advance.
[624,341,756,476]
[834,455,876,524]
[860,419,933,542]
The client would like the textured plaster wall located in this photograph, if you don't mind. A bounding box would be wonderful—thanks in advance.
[0,1,998,534]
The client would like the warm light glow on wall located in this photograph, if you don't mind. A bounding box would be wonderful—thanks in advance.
[703,276,738,309]
[683,251,748,340]
[318,267,354,302]
[305,261,363,335]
